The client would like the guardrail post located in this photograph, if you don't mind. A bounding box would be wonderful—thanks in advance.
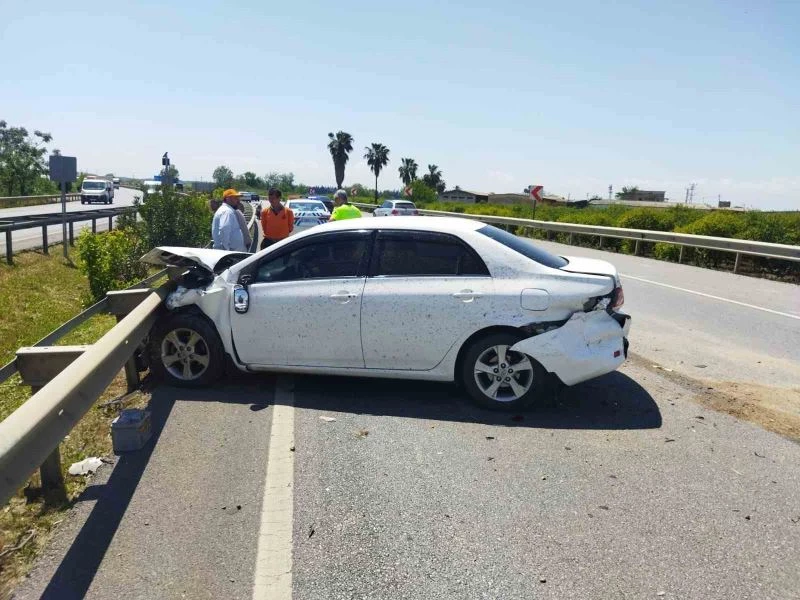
[598,236,604,249]
[733,252,741,274]
[32,384,68,505]
[568,233,574,245]
[108,216,113,231]
[42,225,49,254]
[678,246,684,263]
[634,240,640,255]
[68,222,75,246]
[5,230,12,264]
[92,219,96,234]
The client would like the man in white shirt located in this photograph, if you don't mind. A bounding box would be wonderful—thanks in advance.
[212,189,246,251]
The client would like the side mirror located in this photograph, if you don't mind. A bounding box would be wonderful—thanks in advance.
[233,284,249,314]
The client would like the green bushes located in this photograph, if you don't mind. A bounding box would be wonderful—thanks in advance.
[78,188,213,301]
[76,230,148,301]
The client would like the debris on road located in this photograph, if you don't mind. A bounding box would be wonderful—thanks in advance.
[754,451,766,458]
[694,364,708,369]
[539,578,547,583]
[319,416,337,423]
[598,505,610,510]
[487,457,495,461]
[67,457,104,476]
[289,445,296,452]
[308,524,315,539]
[652,364,674,372]
[485,436,495,440]
[664,438,676,443]
[355,429,369,439]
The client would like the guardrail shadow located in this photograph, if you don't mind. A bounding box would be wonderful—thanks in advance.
[283,371,662,430]
[38,391,178,600]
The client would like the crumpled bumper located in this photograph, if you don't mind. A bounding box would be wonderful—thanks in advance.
[511,310,631,386]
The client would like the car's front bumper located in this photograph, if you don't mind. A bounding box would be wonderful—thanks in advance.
[511,310,631,386]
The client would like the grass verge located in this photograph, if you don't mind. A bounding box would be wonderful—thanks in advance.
[0,245,149,597]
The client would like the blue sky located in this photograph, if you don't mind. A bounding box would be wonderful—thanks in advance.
[2,0,798,209]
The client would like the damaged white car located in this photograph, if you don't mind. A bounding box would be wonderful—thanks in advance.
[141,217,630,410]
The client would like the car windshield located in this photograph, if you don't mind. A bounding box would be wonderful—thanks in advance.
[477,224,568,269]
[395,202,416,209]
[82,181,106,190]
[290,201,326,212]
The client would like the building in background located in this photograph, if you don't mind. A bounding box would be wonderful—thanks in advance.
[439,189,489,203]
[618,190,666,202]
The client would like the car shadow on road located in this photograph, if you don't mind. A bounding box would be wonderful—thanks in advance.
[186,369,661,430]
[284,371,662,430]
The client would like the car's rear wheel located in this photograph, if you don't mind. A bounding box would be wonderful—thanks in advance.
[460,332,548,411]
[149,313,225,387]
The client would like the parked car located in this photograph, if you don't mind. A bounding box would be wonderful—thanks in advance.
[239,191,254,202]
[307,195,334,213]
[80,179,113,204]
[141,217,630,410]
[374,199,419,217]
[285,199,331,234]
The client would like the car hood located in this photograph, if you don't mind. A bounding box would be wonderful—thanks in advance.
[140,246,251,275]
[559,255,619,281]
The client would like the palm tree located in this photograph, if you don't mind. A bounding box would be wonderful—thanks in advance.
[422,164,446,194]
[364,143,390,202]
[398,158,418,186]
[327,131,354,189]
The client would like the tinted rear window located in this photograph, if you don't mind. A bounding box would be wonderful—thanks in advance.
[477,225,568,269]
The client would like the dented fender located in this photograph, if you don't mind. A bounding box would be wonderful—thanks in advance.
[510,311,629,386]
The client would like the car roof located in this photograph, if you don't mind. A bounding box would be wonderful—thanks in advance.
[316,216,484,234]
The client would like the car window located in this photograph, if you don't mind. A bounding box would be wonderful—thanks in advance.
[254,237,368,283]
[477,225,568,269]
[381,201,393,208]
[373,232,489,277]
[395,202,416,210]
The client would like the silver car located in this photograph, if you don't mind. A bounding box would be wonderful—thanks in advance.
[374,199,419,217]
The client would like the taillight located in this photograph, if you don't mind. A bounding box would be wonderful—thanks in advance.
[391,209,399,215]
[611,285,624,309]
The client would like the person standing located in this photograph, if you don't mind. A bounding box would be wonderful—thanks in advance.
[235,203,253,251]
[260,188,294,250]
[212,189,246,251]
[329,189,361,221]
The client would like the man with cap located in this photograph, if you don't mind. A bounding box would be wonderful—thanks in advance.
[329,189,362,221]
[212,189,246,251]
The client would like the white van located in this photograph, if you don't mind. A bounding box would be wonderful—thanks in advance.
[143,180,161,195]
[113,177,120,189]
[80,178,113,204]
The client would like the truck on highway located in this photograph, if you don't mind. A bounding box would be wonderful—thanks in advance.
[113,177,120,189]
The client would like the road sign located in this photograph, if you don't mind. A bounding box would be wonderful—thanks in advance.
[530,185,543,203]
[404,186,412,197]
[49,155,78,260]
[350,187,357,197]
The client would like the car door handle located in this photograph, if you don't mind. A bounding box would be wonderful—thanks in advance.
[330,292,358,301]
[452,291,482,301]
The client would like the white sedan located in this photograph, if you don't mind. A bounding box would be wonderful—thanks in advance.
[142,217,630,410]
[285,199,330,233]
[374,199,419,217]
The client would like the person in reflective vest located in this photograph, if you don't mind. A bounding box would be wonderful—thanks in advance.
[329,189,361,221]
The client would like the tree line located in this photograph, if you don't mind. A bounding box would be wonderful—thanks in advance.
[212,131,449,202]
[0,120,59,196]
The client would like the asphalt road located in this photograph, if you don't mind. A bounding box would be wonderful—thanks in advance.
[10,213,800,600]
[0,187,141,257]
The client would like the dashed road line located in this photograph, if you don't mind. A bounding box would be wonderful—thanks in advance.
[253,376,295,600]
[620,273,800,320]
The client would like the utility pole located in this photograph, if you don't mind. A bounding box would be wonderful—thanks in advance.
[608,185,613,200]
[689,183,696,204]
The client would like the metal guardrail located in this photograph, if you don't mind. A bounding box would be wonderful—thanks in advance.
[0,193,81,209]
[353,203,800,273]
[1,206,136,263]
[0,281,170,505]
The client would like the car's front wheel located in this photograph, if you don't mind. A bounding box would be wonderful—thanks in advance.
[149,312,225,387]
[460,332,548,410]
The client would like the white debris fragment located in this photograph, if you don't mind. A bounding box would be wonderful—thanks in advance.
[319,416,337,423]
[68,457,104,476]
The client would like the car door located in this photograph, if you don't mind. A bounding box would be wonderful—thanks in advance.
[360,230,494,370]
[230,231,371,368]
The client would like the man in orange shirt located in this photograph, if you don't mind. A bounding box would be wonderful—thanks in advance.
[260,188,294,250]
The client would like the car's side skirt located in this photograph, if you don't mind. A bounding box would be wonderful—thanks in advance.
[244,364,454,382]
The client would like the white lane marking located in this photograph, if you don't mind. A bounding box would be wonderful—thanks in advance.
[253,376,295,600]
[620,273,800,321]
